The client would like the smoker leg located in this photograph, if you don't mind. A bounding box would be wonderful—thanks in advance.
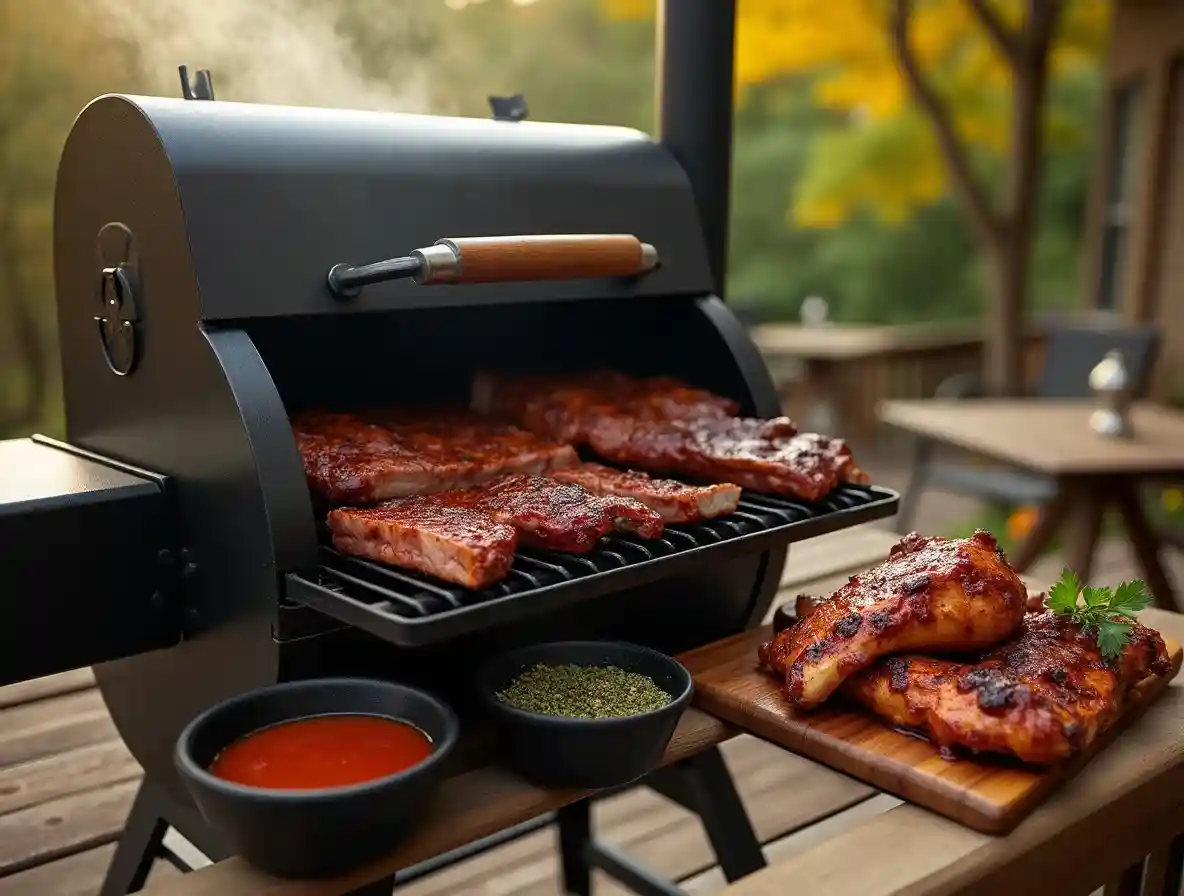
[100,779,232,895]
[98,781,171,896]
[648,747,765,882]
[557,800,593,896]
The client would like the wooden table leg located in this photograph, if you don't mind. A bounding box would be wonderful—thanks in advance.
[1010,486,1072,573]
[1061,479,1108,585]
[1113,479,1181,612]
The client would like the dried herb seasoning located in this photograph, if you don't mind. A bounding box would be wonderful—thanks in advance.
[496,663,672,719]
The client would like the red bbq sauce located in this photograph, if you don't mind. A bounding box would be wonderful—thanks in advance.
[209,714,433,790]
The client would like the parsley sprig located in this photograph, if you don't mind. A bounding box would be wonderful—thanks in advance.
[1044,569,1152,661]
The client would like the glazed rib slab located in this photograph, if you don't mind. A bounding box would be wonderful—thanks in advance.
[327,473,664,588]
[294,410,578,504]
[471,371,867,503]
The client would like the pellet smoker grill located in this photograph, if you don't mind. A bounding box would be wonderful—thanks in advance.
[0,2,897,892]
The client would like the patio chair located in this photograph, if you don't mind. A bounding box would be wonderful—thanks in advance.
[893,322,1162,534]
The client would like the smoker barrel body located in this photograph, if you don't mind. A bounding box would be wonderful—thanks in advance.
[44,93,804,800]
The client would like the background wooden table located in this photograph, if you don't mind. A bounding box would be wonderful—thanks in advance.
[750,320,1049,440]
[880,399,1184,610]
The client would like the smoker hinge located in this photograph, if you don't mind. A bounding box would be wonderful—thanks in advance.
[179,64,216,101]
[489,93,528,122]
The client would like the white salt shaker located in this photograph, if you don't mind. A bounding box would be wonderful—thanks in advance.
[1088,349,1134,438]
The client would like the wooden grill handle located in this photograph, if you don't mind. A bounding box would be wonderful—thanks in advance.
[413,234,659,285]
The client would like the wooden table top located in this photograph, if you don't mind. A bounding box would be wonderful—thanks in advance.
[878,399,1184,476]
[722,606,1184,896]
[138,708,734,896]
[749,322,987,362]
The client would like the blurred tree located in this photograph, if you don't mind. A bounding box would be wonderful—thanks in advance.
[0,0,137,437]
[606,0,1109,395]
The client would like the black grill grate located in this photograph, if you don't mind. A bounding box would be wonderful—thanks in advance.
[284,484,898,647]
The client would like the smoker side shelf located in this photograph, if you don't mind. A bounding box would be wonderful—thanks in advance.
[283,484,899,647]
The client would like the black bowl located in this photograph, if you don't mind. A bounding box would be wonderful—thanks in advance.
[476,641,693,789]
[175,678,459,878]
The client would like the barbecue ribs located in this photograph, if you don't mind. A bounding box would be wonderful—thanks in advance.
[293,410,577,503]
[326,499,519,589]
[842,611,1172,764]
[550,462,741,523]
[758,531,1028,709]
[471,371,866,503]
[327,473,664,588]
[469,473,663,552]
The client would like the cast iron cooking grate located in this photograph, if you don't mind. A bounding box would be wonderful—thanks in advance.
[283,484,899,647]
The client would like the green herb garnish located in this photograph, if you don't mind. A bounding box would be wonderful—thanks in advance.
[496,663,672,719]
[1044,569,1152,661]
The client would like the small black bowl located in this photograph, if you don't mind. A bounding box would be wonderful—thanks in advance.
[175,678,459,878]
[476,641,693,790]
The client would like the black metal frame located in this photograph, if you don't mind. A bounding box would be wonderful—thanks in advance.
[100,746,763,896]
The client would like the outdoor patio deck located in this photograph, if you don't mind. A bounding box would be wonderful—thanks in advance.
[3,458,1181,895]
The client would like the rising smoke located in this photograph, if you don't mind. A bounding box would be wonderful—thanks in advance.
[88,0,435,112]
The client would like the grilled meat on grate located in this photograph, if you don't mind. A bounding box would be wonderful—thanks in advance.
[327,499,519,589]
[470,473,663,552]
[293,410,578,504]
[327,473,664,587]
[550,462,741,523]
[471,371,866,503]
[471,370,739,443]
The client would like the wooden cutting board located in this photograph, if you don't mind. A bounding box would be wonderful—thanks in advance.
[680,625,1183,835]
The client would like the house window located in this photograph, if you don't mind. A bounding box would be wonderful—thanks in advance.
[1097,78,1147,311]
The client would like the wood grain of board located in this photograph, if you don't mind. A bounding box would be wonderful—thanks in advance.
[681,625,1183,835]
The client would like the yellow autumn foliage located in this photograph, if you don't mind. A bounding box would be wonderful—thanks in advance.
[603,0,1109,227]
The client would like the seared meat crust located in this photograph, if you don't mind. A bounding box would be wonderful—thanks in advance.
[758,530,1028,708]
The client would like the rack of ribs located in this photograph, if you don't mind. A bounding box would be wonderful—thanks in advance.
[841,611,1171,765]
[327,473,664,588]
[471,371,867,503]
[758,531,1028,709]
[293,410,578,504]
[550,462,741,523]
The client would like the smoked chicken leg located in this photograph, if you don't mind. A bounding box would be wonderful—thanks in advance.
[758,530,1028,709]
[841,611,1171,764]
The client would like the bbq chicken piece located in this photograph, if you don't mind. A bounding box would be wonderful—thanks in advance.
[841,611,1172,764]
[757,530,1028,709]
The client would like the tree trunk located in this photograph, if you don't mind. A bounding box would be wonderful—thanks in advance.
[982,233,1029,397]
[981,4,1056,397]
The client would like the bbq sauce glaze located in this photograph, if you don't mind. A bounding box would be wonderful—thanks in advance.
[209,714,433,790]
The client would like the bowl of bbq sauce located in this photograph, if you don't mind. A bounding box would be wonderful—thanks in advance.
[175,678,459,878]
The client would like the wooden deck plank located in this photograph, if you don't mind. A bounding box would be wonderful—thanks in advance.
[0,737,141,816]
[0,778,140,876]
[399,735,875,896]
[0,669,96,711]
[1,842,181,896]
[0,689,117,770]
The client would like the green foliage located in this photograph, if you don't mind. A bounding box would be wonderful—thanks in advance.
[0,0,1100,437]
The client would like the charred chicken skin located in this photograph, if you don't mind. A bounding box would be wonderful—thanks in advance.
[758,530,1028,709]
[841,612,1171,764]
